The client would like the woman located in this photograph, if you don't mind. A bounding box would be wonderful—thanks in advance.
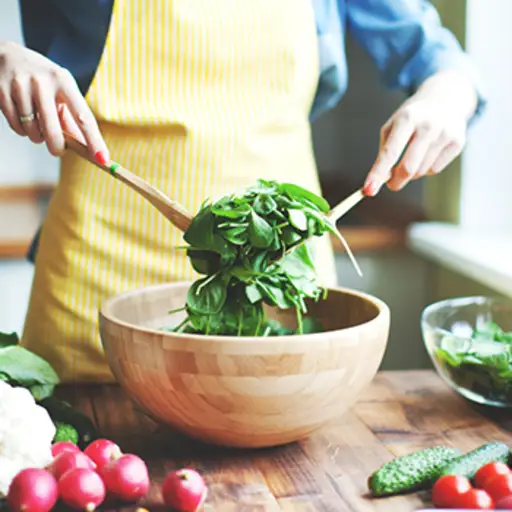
[0,0,485,382]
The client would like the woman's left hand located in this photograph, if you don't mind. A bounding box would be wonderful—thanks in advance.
[363,70,479,196]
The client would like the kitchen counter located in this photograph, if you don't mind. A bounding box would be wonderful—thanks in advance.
[56,370,511,511]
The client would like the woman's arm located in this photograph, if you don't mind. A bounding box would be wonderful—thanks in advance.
[345,0,486,194]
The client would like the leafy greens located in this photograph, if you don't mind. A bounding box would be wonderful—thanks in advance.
[168,179,359,336]
[0,331,59,400]
[434,321,512,404]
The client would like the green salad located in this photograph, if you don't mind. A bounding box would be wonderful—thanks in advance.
[434,321,512,404]
[165,179,359,337]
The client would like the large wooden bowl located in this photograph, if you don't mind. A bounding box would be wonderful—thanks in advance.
[99,282,390,448]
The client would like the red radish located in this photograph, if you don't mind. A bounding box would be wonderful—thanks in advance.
[496,495,512,509]
[84,439,122,469]
[51,441,81,458]
[7,468,58,512]
[101,454,150,502]
[162,469,207,512]
[47,451,96,480]
[59,468,106,511]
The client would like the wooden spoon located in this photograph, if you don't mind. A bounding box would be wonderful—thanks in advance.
[63,131,194,232]
[327,188,366,225]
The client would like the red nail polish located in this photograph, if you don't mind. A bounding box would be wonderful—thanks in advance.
[95,151,108,165]
[364,181,378,197]
[363,181,373,197]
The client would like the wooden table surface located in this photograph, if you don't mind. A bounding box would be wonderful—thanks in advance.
[57,370,512,512]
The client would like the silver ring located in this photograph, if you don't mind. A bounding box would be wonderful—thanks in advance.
[19,113,36,123]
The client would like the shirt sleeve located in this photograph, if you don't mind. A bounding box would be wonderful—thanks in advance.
[345,0,487,122]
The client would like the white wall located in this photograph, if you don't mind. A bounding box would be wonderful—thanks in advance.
[459,0,512,233]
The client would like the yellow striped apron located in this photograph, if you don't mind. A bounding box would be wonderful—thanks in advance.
[22,0,338,383]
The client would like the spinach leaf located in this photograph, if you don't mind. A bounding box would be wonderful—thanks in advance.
[287,208,308,232]
[212,202,251,219]
[187,274,229,315]
[248,211,274,248]
[253,194,277,215]
[279,183,330,213]
[174,180,344,336]
[434,322,512,404]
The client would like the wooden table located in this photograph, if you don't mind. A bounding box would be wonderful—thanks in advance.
[59,370,512,512]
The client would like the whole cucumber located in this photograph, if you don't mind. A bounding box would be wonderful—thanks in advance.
[439,441,511,480]
[368,446,461,497]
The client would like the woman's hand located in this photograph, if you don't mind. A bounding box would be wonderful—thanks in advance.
[363,70,478,196]
[0,41,109,161]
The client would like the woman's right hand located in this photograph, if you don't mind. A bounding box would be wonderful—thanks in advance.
[0,41,109,161]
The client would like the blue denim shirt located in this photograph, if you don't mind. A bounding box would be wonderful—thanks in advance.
[18,0,486,261]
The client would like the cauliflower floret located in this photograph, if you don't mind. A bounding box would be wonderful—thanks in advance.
[0,382,55,496]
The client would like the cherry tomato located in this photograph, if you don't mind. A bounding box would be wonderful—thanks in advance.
[475,462,511,489]
[457,489,494,510]
[483,473,512,502]
[432,475,472,508]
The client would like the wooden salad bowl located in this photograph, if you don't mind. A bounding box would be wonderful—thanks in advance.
[99,281,390,448]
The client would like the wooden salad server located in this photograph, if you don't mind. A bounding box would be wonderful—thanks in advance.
[64,130,366,274]
[63,131,194,233]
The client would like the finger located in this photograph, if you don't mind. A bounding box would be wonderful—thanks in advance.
[415,138,449,179]
[57,69,109,162]
[10,76,45,143]
[427,142,462,176]
[364,116,415,196]
[0,87,27,136]
[58,103,86,143]
[387,129,436,191]
[32,80,65,156]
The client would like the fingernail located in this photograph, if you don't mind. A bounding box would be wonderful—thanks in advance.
[95,151,109,165]
[363,180,379,197]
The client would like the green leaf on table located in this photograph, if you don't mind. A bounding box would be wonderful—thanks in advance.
[0,331,19,348]
[0,346,59,390]
[27,383,55,401]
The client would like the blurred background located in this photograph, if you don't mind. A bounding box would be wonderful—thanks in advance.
[0,0,509,370]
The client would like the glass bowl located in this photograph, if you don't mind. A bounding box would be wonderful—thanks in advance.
[421,296,512,408]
